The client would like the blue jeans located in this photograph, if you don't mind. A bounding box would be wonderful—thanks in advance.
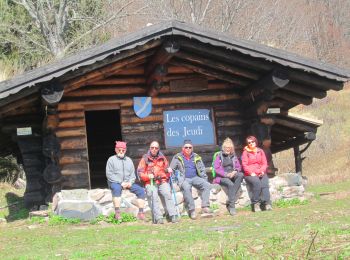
[109,182,145,199]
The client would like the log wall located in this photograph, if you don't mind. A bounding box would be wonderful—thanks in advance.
[57,65,247,189]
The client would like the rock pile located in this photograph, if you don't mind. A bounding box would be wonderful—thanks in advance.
[53,172,312,220]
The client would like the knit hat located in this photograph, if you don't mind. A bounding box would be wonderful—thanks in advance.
[183,139,193,146]
[115,141,127,149]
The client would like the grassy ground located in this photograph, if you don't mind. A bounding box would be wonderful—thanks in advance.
[0,181,349,259]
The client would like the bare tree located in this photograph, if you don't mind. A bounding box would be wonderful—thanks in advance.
[0,0,147,61]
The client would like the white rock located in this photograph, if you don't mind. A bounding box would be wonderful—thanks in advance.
[99,192,112,204]
[282,186,305,198]
[88,189,105,201]
[191,188,199,199]
[61,189,89,200]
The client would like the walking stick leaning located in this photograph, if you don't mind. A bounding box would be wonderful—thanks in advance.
[149,176,156,224]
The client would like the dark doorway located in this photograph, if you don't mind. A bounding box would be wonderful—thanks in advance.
[85,110,122,188]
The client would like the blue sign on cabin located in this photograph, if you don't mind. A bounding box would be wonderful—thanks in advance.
[163,109,215,147]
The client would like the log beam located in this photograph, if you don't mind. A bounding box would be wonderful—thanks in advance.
[283,82,327,99]
[145,41,179,76]
[178,39,273,71]
[274,117,316,132]
[274,89,313,105]
[64,49,155,93]
[174,50,259,80]
[170,59,249,86]
[146,41,180,97]
[243,69,289,101]
[272,132,316,153]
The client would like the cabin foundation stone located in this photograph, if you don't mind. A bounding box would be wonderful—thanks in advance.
[52,173,309,220]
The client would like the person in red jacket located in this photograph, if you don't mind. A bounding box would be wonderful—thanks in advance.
[241,136,272,212]
[137,141,179,224]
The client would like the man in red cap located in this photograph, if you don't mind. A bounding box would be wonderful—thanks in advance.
[106,141,146,221]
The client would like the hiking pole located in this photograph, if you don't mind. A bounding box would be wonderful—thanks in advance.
[149,176,156,224]
[169,172,181,219]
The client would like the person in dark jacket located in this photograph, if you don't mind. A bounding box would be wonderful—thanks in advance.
[213,137,244,216]
[170,140,213,220]
[137,141,179,224]
[106,141,146,221]
[241,136,272,212]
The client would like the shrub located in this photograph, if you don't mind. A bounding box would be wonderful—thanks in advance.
[48,214,81,225]
[273,198,309,208]
[91,212,137,225]
[0,156,21,184]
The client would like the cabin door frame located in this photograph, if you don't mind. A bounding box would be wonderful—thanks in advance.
[84,104,121,189]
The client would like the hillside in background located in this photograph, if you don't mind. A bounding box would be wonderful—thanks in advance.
[0,0,349,185]
[274,83,350,185]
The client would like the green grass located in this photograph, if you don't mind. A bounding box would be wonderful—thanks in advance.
[307,179,350,195]
[273,197,309,208]
[0,181,349,259]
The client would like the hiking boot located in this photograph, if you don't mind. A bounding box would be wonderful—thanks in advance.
[154,218,164,224]
[227,207,237,216]
[189,210,197,220]
[266,204,273,211]
[170,215,179,223]
[137,212,145,220]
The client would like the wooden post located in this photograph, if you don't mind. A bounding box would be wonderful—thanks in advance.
[293,146,302,174]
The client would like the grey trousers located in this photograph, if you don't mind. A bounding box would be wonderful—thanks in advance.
[245,174,271,205]
[181,176,211,211]
[220,172,244,208]
[146,182,176,220]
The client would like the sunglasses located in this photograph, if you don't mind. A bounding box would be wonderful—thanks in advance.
[184,146,193,149]
[247,141,255,144]
[150,147,159,150]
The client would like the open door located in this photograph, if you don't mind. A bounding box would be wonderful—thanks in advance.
[85,110,122,188]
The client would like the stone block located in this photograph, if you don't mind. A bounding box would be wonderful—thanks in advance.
[278,173,303,186]
[99,192,112,205]
[269,176,289,189]
[209,192,217,201]
[282,186,305,198]
[191,188,199,199]
[101,203,114,216]
[171,183,181,192]
[173,192,184,205]
[236,196,250,208]
[121,206,139,217]
[217,190,228,205]
[194,197,202,209]
[89,189,105,201]
[55,201,101,221]
[61,189,89,200]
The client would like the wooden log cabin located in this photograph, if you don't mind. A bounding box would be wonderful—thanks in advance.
[0,21,349,207]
